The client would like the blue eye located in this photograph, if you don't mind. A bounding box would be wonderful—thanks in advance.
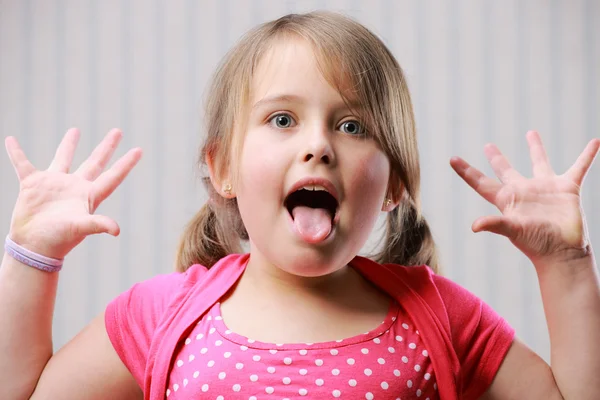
[339,120,363,135]
[269,113,296,129]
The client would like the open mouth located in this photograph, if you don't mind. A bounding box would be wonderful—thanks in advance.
[284,187,339,223]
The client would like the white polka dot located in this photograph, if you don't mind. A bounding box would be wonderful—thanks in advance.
[201,384,209,392]
[395,335,403,342]
[188,354,195,362]
[193,371,199,379]
[283,377,291,384]
[402,323,409,329]
[373,337,381,344]
[253,355,261,361]
[434,383,437,390]
[224,352,231,358]
[248,338,255,343]
[233,383,241,392]
[200,347,208,354]
[306,343,313,345]
[173,384,179,392]
[417,389,422,397]
[333,389,341,397]
[277,343,284,346]
[330,349,339,355]
[424,373,431,380]
[349,379,357,387]
[416,330,420,335]
[236,362,243,369]
[332,369,340,376]
[361,348,369,354]
[183,378,188,387]
[378,357,386,364]
[299,369,308,375]
[219,372,226,379]
[388,346,395,353]
[392,316,396,321]
[250,374,258,382]
[166,389,171,397]
[407,380,413,388]
[414,364,421,372]
[315,379,324,386]
[347,358,355,365]
[315,359,324,366]
[299,388,308,396]
[422,350,429,357]
[240,345,248,351]
[393,369,401,377]
[209,327,215,334]
[299,349,308,355]
[336,339,343,342]
[268,366,276,373]
[176,360,183,367]
[381,381,389,390]
[266,387,274,394]
[215,315,222,320]
[225,330,232,334]
[364,368,372,376]
[269,349,278,354]
[207,316,212,321]
[409,343,417,349]
[207,360,215,367]
[185,338,191,345]
[402,356,409,363]
[284,357,293,365]
[215,340,223,346]
[217,396,224,400]
[366,393,374,400]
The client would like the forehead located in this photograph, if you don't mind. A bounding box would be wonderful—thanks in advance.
[250,36,357,106]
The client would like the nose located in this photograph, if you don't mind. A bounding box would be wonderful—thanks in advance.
[299,125,335,166]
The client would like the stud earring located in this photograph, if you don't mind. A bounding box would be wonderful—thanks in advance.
[223,183,232,195]
[385,198,392,207]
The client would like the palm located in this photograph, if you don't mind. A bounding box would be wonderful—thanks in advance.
[5,129,142,259]
[451,131,599,263]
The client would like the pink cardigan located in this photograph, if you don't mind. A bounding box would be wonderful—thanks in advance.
[106,254,514,400]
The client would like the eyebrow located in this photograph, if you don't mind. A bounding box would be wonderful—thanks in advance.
[251,94,363,112]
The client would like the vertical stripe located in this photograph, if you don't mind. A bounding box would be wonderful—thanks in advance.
[54,0,66,348]
[448,0,463,284]
[515,0,535,346]
[21,0,32,155]
[482,0,496,306]
[154,0,165,275]
[86,0,98,318]
[119,0,132,291]
[584,0,598,242]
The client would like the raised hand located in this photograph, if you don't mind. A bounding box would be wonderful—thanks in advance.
[5,128,142,260]
[450,130,600,264]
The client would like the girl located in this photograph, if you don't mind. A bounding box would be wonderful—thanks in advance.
[1,11,599,400]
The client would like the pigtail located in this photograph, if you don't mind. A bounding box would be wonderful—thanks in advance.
[175,178,247,272]
[376,198,439,274]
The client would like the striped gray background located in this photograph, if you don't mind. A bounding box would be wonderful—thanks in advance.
[1,0,598,362]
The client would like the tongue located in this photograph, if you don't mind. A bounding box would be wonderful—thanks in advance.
[291,206,332,243]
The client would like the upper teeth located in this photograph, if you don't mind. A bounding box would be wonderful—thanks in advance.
[302,185,327,191]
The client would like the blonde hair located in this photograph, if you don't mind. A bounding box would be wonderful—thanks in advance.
[176,11,439,273]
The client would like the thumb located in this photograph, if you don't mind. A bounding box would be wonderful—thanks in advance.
[472,215,518,239]
[79,215,121,237]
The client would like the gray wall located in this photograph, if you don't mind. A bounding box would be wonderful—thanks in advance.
[1,0,598,362]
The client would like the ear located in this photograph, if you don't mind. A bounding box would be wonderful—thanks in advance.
[206,150,236,199]
[382,172,404,212]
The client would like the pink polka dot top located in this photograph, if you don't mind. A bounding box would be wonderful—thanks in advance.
[166,299,438,399]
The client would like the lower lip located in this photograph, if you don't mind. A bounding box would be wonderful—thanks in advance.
[285,208,338,245]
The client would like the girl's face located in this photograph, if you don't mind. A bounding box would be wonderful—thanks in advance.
[235,37,392,277]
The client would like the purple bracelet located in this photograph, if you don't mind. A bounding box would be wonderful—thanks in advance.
[4,235,63,273]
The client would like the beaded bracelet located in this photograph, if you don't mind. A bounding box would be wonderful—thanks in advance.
[4,235,63,273]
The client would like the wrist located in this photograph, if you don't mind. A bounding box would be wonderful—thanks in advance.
[534,247,596,283]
